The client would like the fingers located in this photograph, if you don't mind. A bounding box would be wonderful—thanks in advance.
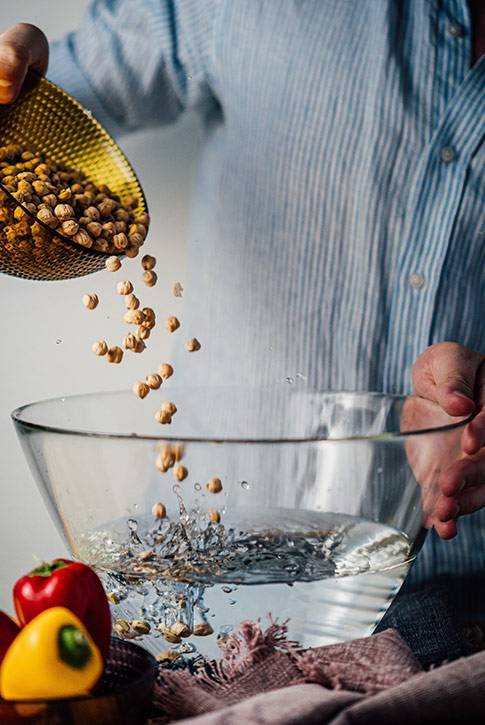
[462,364,485,454]
[0,23,48,104]
[440,451,485,497]
[412,342,483,417]
[433,519,458,540]
[462,411,485,455]
[433,453,485,539]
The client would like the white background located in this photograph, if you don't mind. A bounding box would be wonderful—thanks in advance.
[0,1,201,609]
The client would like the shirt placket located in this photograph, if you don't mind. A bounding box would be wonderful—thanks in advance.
[383,1,484,393]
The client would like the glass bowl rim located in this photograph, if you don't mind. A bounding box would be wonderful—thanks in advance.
[11,388,474,445]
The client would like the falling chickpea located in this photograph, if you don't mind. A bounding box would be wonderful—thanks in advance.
[146,373,162,390]
[173,442,184,461]
[151,501,167,519]
[124,309,145,325]
[133,381,150,399]
[141,254,156,270]
[207,478,223,494]
[143,270,157,287]
[165,316,180,333]
[83,293,98,310]
[161,401,177,416]
[209,510,221,524]
[92,340,108,356]
[125,293,140,310]
[106,346,123,363]
[136,325,151,340]
[155,400,177,425]
[141,308,156,328]
[185,337,201,352]
[174,465,188,481]
[155,447,176,472]
[123,332,138,351]
[116,280,133,295]
[159,363,174,380]
[172,281,184,298]
[155,409,172,425]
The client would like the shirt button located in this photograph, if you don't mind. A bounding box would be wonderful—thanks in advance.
[440,145,456,163]
[409,272,425,289]
[447,22,464,38]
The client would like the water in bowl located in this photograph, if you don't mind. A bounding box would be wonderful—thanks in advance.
[79,505,414,659]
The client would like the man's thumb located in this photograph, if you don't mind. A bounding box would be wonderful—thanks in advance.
[433,345,480,416]
[413,342,481,417]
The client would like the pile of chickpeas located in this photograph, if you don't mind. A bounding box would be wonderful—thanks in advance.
[0,143,148,257]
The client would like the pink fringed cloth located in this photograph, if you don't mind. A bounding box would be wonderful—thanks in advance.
[150,619,475,724]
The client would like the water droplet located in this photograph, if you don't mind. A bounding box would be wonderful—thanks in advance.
[222,586,232,594]
[127,518,138,531]
[177,642,195,653]
[296,372,307,380]
[285,376,295,384]
[228,599,236,605]
[240,481,250,491]
[55,339,62,344]
[194,482,201,491]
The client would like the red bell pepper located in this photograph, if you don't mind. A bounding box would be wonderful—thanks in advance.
[0,611,20,663]
[13,559,111,660]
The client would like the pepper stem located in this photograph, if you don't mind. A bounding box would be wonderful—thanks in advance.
[29,560,68,577]
[58,625,92,668]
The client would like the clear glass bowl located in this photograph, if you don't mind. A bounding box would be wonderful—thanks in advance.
[12,388,470,659]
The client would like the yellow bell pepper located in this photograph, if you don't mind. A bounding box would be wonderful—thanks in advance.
[0,606,103,701]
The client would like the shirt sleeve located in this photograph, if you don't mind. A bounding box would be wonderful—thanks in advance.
[47,0,219,137]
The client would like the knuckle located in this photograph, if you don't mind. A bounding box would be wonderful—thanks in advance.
[443,371,474,391]
[0,41,29,71]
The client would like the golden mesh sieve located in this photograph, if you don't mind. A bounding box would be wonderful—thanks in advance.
[0,71,148,281]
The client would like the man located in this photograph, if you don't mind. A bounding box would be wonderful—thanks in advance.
[0,1,483,602]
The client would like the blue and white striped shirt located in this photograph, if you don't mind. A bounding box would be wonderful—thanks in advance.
[48,1,485,589]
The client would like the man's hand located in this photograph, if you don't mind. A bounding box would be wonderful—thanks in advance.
[412,342,485,538]
[0,23,48,104]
